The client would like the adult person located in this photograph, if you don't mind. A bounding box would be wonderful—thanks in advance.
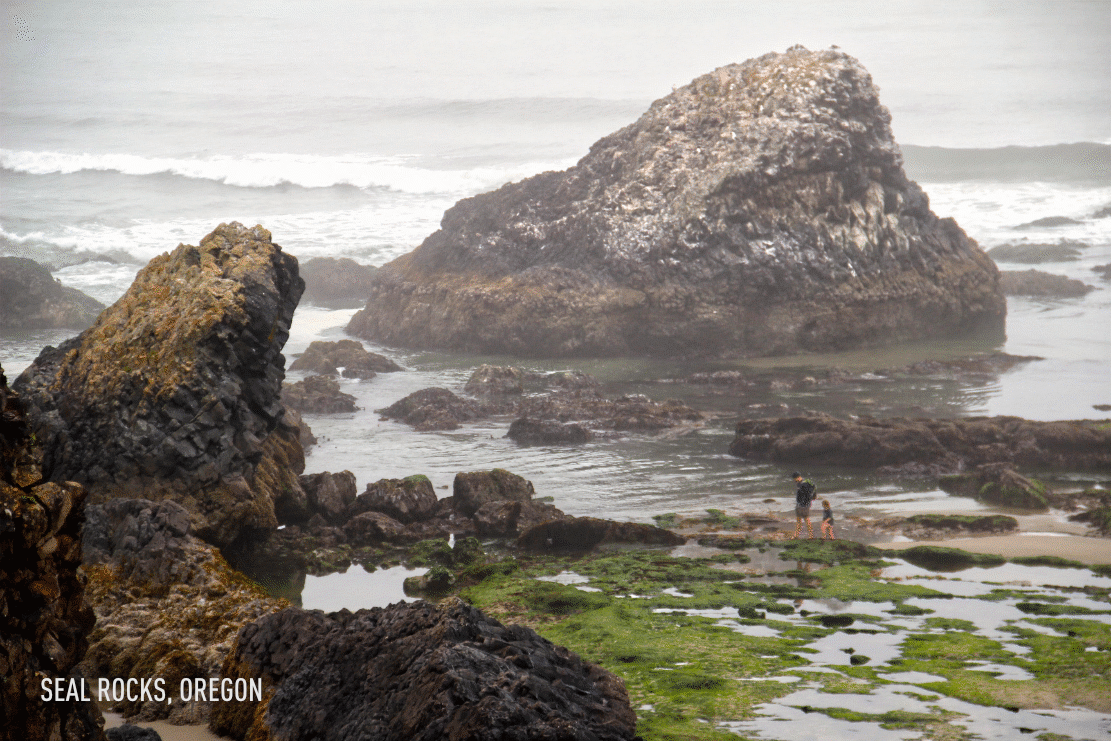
[791,471,815,539]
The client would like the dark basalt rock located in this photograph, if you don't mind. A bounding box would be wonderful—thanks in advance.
[105,725,161,741]
[298,257,378,304]
[728,414,1111,473]
[288,339,402,376]
[0,256,106,331]
[376,388,490,431]
[517,516,686,551]
[281,374,358,414]
[349,46,1004,359]
[353,474,438,524]
[507,416,593,445]
[13,223,306,549]
[999,269,1094,297]
[0,366,106,741]
[210,600,637,741]
[298,470,358,524]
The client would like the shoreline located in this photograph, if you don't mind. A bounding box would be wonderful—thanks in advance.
[874,532,1111,565]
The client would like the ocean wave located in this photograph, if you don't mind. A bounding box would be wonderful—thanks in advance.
[902,142,1111,184]
[0,149,572,194]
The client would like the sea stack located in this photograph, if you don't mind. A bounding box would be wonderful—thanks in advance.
[14,223,305,549]
[348,46,1004,358]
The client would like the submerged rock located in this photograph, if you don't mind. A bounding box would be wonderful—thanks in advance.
[999,269,1094,297]
[728,414,1111,474]
[14,223,305,549]
[0,366,105,741]
[210,600,637,741]
[0,256,106,331]
[349,46,1003,358]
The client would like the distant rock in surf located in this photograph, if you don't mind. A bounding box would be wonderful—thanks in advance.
[999,269,1094,298]
[298,256,377,304]
[987,240,1086,263]
[349,46,1004,358]
[15,223,306,549]
[0,256,106,331]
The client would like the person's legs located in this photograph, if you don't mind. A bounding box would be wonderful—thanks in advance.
[805,516,813,539]
[794,516,803,538]
[821,521,831,539]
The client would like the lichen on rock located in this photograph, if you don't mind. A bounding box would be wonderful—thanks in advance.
[349,46,1004,358]
[14,223,305,549]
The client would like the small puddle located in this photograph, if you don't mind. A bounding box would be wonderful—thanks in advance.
[300,564,428,612]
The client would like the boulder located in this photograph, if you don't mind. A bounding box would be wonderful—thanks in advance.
[986,240,1085,263]
[463,364,528,395]
[281,374,358,414]
[0,366,106,741]
[288,339,402,376]
[507,416,593,445]
[999,269,1094,297]
[209,600,637,741]
[298,257,377,304]
[299,470,358,524]
[728,414,1111,473]
[0,256,106,331]
[376,387,489,431]
[938,464,1049,510]
[517,516,686,551]
[13,223,305,549]
[452,469,536,517]
[353,474,438,524]
[342,511,411,545]
[1092,263,1111,281]
[348,46,1004,359]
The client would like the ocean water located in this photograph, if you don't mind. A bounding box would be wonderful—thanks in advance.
[2,1,1110,525]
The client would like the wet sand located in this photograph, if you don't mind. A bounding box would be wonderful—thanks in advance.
[874,533,1111,565]
[104,713,225,741]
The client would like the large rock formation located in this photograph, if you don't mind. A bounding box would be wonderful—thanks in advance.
[728,414,1111,474]
[1,366,105,741]
[348,46,1004,358]
[14,223,306,548]
[210,600,637,741]
[0,256,106,331]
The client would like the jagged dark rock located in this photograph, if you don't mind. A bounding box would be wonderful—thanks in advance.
[1,366,105,741]
[517,516,686,551]
[0,256,106,331]
[728,414,1111,474]
[999,269,1094,297]
[507,416,593,445]
[288,339,402,377]
[79,498,285,724]
[298,257,378,304]
[376,387,490,431]
[13,223,305,549]
[297,470,357,524]
[348,46,1004,359]
[105,725,161,741]
[352,475,438,524]
[281,374,358,414]
[210,600,637,741]
[463,364,530,395]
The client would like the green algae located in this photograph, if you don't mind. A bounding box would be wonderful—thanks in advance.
[776,538,885,564]
[897,545,1007,571]
[1009,555,1086,569]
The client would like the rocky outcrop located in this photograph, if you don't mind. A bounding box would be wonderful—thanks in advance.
[1,367,105,741]
[0,256,106,331]
[999,269,1094,297]
[507,417,593,445]
[938,464,1049,510]
[298,257,377,304]
[297,470,358,524]
[349,46,1004,359]
[1091,263,1111,281]
[518,517,686,551]
[288,339,402,378]
[281,374,358,414]
[210,600,637,741]
[14,223,305,549]
[987,240,1085,263]
[728,414,1111,474]
[352,474,438,524]
[377,388,490,431]
[80,498,285,724]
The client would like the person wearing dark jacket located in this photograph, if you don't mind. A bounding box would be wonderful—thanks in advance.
[791,471,815,539]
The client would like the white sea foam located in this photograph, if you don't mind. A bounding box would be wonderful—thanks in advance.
[0,148,570,196]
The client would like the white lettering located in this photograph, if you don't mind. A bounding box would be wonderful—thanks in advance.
[40,677,53,702]
[98,678,110,702]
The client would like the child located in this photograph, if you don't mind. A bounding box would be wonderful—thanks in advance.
[820,499,836,540]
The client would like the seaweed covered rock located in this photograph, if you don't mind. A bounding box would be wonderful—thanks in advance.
[0,366,105,741]
[938,464,1049,510]
[80,498,285,724]
[14,223,305,549]
[517,516,686,551]
[210,599,637,741]
[348,46,1004,358]
[728,414,1111,473]
[0,256,106,331]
